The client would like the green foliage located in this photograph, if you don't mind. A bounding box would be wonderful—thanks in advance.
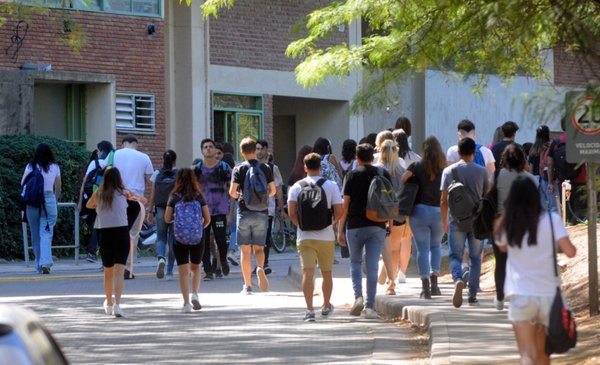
[189,0,600,113]
[0,135,91,260]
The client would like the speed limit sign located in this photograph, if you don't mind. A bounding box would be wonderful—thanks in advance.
[568,96,600,163]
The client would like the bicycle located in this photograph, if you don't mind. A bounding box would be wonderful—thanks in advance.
[271,211,296,253]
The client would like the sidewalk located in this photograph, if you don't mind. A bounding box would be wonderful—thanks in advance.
[287,255,521,365]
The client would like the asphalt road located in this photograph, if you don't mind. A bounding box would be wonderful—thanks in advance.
[0,256,426,365]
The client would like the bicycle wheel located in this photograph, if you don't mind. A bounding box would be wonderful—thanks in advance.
[271,215,287,253]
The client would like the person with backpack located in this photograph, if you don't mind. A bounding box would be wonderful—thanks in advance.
[313,137,344,192]
[287,152,344,321]
[21,143,61,275]
[337,143,392,319]
[441,137,489,308]
[149,150,178,280]
[164,168,211,313]
[493,144,539,310]
[495,177,576,365]
[446,119,495,175]
[340,139,357,180]
[86,167,144,317]
[547,117,587,224]
[529,125,557,212]
[229,137,276,294]
[78,140,115,263]
[401,136,446,299]
[193,138,234,281]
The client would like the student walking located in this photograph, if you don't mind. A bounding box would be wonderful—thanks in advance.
[287,153,344,321]
[441,138,489,307]
[338,143,391,319]
[493,144,539,310]
[165,168,211,313]
[194,138,233,280]
[495,177,576,365]
[401,136,446,299]
[374,139,407,295]
[21,143,61,275]
[86,168,144,317]
[78,140,115,263]
[149,150,178,280]
[313,138,343,191]
[229,137,276,294]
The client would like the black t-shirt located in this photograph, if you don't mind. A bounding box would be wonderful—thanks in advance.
[407,161,442,207]
[343,164,390,229]
[232,159,274,212]
[491,140,523,169]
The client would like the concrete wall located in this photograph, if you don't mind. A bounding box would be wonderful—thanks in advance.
[33,83,67,139]
[423,70,567,153]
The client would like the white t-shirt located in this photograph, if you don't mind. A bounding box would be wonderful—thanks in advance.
[267,164,283,216]
[23,163,61,192]
[496,212,568,297]
[287,175,343,242]
[111,147,154,196]
[402,150,421,168]
[446,144,495,166]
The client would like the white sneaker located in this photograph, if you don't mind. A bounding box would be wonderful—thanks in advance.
[350,297,364,316]
[364,308,378,319]
[165,274,173,281]
[182,303,192,313]
[396,270,406,284]
[112,304,124,318]
[156,258,166,279]
[103,300,112,315]
[256,267,269,292]
[494,297,504,311]
[191,294,202,310]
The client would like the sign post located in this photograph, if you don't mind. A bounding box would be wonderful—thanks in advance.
[569,96,600,317]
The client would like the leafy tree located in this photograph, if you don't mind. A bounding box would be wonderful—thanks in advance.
[188,0,600,112]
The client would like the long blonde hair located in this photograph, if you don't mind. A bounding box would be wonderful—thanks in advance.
[375,130,394,151]
[379,139,401,176]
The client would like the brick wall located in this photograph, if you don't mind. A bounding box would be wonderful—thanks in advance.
[0,9,166,167]
[554,47,600,87]
[263,94,273,149]
[209,0,347,72]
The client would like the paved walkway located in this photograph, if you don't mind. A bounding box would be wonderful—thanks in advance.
[287,255,522,365]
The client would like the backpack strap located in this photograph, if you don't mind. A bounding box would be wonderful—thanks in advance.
[107,151,114,167]
[451,166,460,182]
[548,210,558,278]
[316,178,327,187]
[93,158,100,171]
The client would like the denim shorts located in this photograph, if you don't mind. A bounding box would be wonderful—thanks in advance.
[508,294,554,327]
[236,211,268,246]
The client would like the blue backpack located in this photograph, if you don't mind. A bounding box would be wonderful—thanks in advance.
[242,161,269,211]
[473,144,485,167]
[173,196,204,245]
[21,164,45,209]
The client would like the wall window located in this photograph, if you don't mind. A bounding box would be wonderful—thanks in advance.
[20,0,162,17]
[212,92,263,161]
[116,93,155,132]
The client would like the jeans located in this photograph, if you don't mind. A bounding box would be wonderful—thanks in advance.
[26,192,57,271]
[347,226,386,309]
[409,204,443,279]
[155,207,175,275]
[448,221,483,298]
[539,178,558,212]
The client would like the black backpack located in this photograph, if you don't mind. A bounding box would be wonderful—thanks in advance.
[296,178,332,231]
[154,168,178,208]
[82,159,100,203]
[447,168,479,232]
[472,169,499,240]
[553,139,581,182]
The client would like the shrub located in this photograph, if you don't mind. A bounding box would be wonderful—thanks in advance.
[0,135,91,260]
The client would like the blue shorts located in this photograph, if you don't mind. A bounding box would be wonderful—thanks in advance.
[236,211,268,246]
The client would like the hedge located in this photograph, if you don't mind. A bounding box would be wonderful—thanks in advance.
[0,135,91,260]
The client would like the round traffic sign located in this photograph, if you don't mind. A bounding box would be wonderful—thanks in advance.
[572,97,600,135]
